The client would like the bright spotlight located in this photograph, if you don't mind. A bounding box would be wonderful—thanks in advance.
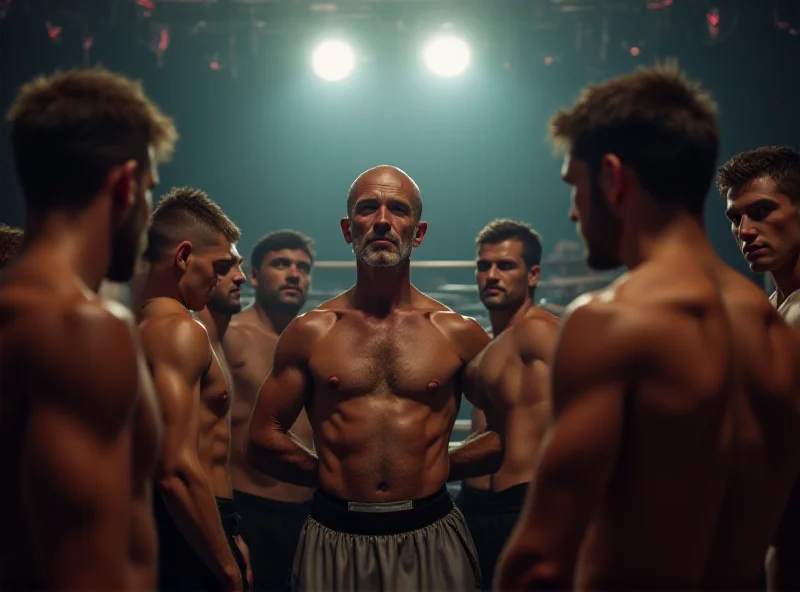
[311,39,356,81]
[423,35,470,77]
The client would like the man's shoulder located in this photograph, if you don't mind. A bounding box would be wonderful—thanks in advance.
[557,289,655,370]
[507,307,561,361]
[275,309,340,357]
[138,302,211,370]
[16,297,140,411]
[429,310,490,362]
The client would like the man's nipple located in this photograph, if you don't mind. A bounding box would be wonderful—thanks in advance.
[328,376,340,390]
[427,379,440,391]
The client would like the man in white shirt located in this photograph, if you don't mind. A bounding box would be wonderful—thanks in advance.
[719,145,800,591]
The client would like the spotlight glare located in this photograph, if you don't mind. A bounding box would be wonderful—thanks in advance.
[423,35,470,78]
[311,39,356,81]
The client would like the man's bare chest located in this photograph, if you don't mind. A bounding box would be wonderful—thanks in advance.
[309,316,464,399]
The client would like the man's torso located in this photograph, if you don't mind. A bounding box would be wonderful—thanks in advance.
[465,308,556,492]
[196,317,234,498]
[575,253,800,589]
[0,263,160,589]
[306,294,466,502]
[227,309,315,501]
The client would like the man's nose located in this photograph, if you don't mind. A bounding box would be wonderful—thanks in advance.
[737,216,758,242]
[568,205,579,223]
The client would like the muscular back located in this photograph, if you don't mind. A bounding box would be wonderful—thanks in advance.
[571,254,800,589]
[225,307,314,501]
[0,260,161,590]
[465,309,558,492]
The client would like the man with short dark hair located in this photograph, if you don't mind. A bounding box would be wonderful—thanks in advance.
[720,146,800,326]
[718,145,800,589]
[455,218,558,590]
[138,187,250,592]
[0,67,176,590]
[247,165,503,592]
[0,225,24,270]
[224,229,316,592]
[497,64,800,591]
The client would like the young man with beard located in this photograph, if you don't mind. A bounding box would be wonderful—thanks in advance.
[0,68,176,589]
[496,64,800,591]
[246,165,507,592]
[0,225,24,270]
[455,218,559,590]
[223,230,316,592]
[138,188,250,592]
[718,145,800,589]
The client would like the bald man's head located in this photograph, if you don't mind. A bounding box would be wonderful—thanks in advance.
[347,165,423,221]
[341,165,428,268]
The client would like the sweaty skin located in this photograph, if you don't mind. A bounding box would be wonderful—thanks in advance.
[139,298,242,590]
[225,308,315,502]
[461,307,559,492]
[498,248,800,590]
[246,288,493,502]
[0,260,161,590]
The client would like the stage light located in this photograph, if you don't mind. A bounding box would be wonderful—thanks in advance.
[423,35,470,78]
[311,39,356,81]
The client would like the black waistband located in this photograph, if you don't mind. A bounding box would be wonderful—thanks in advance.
[310,487,453,536]
[458,482,530,511]
[233,489,313,513]
[216,497,241,537]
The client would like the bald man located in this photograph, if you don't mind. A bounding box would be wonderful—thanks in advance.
[246,166,506,591]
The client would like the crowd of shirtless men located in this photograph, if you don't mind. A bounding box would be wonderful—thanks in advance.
[1,62,800,592]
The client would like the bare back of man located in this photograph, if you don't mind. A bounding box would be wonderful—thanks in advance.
[0,260,161,590]
[502,248,800,590]
[226,306,314,501]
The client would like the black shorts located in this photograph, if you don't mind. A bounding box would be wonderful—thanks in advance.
[455,482,529,591]
[154,490,249,591]
[292,487,482,592]
[234,490,312,592]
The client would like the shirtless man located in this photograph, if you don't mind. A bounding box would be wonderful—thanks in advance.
[454,218,558,590]
[195,250,254,590]
[496,64,800,591]
[224,230,316,592]
[0,225,23,270]
[0,68,176,589]
[247,165,505,592]
[138,187,250,592]
[719,145,800,590]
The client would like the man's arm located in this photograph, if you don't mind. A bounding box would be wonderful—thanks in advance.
[450,315,559,482]
[141,316,241,590]
[19,305,138,589]
[435,315,499,481]
[496,303,631,591]
[246,316,319,487]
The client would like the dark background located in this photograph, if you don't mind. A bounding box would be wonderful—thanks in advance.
[2,0,799,422]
